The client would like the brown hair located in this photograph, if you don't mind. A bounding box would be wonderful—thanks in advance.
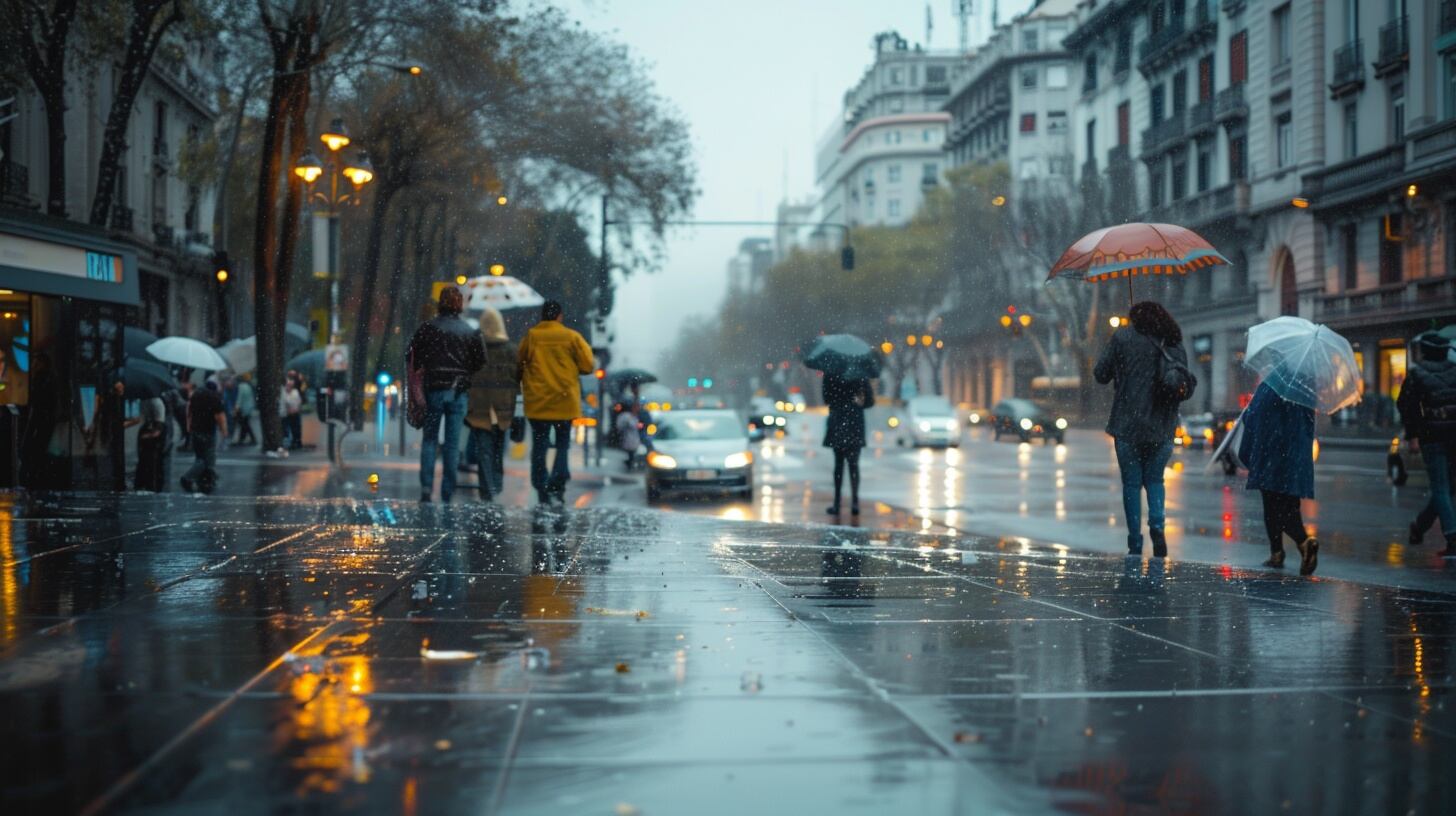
[438,285,464,315]
[1129,300,1183,346]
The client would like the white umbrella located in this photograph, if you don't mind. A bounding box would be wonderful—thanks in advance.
[1244,316,1361,414]
[146,336,229,371]
[460,275,544,313]
[217,338,257,374]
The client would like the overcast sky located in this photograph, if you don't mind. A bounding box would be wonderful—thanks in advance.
[552,0,1032,368]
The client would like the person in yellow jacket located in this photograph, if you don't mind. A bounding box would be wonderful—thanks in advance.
[517,299,594,505]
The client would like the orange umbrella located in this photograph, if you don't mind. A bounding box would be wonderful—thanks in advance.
[1047,223,1230,307]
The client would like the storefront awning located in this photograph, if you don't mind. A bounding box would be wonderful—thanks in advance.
[0,216,139,307]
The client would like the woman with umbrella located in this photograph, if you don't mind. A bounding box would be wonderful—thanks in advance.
[1236,316,1362,576]
[806,335,878,517]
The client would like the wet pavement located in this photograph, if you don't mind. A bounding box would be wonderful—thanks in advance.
[3,491,1455,814]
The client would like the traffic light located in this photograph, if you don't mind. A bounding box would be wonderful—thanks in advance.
[594,368,606,379]
[213,251,231,285]
[703,378,713,388]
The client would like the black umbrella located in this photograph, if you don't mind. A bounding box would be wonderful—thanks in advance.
[124,327,161,364]
[606,368,657,386]
[123,358,176,400]
[803,334,881,380]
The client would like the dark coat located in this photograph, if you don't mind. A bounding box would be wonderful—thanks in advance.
[1239,382,1315,499]
[407,314,487,391]
[822,375,873,450]
[1094,326,1187,446]
[467,340,520,431]
[1398,351,1456,445]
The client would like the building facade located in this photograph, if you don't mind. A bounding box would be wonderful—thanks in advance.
[814,32,964,229]
[726,237,774,295]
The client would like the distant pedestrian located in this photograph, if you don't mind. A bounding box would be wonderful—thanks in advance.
[465,307,519,502]
[134,397,168,492]
[823,373,874,516]
[169,378,194,451]
[616,404,642,470]
[517,299,594,506]
[280,374,303,451]
[234,374,257,446]
[1239,381,1319,574]
[408,285,487,503]
[1094,301,1193,558]
[182,378,227,493]
[1398,333,1456,556]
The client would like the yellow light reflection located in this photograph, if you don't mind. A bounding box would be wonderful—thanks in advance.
[0,503,15,645]
[287,653,374,793]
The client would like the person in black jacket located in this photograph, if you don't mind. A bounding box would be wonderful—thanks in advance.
[823,373,874,516]
[407,286,487,503]
[1398,332,1456,555]
[1094,301,1188,558]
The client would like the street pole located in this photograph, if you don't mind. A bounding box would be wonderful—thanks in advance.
[596,193,608,467]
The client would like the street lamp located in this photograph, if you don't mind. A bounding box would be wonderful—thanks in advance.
[294,117,373,463]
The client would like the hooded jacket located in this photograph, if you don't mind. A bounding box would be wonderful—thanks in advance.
[517,319,594,421]
[1094,326,1187,446]
[466,309,520,431]
[1399,340,1456,444]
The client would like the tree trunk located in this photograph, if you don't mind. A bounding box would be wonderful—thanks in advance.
[348,181,399,430]
[372,210,411,389]
[271,74,309,382]
[251,72,296,451]
[40,86,68,217]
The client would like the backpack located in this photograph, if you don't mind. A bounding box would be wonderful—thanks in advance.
[1154,340,1197,405]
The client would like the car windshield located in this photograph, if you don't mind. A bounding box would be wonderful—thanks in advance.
[653,413,743,441]
[1002,400,1043,417]
[909,397,954,416]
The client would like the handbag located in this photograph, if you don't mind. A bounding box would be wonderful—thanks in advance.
[406,349,427,429]
[1154,340,1197,405]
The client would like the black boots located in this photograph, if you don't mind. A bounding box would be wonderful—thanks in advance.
[1296,537,1320,576]
[1263,550,1286,569]
[1149,529,1168,559]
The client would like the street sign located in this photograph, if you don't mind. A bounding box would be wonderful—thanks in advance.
[325,344,349,372]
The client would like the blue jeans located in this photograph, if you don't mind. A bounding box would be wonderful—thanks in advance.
[1422,441,1456,540]
[420,389,468,500]
[530,419,572,500]
[1115,438,1174,547]
[471,426,507,499]
[183,432,217,490]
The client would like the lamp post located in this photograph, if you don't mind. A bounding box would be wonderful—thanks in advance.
[294,117,373,463]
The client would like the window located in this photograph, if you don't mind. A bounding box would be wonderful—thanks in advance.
[926,66,947,84]
[1151,85,1166,124]
[1272,5,1292,68]
[887,199,902,217]
[1278,251,1298,316]
[1049,156,1073,176]
[888,96,904,113]
[1022,67,1038,88]
[1023,28,1039,52]
[1343,104,1358,159]
[1048,111,1068,134]
[1150,0,1166,34]
[923,128,934,142]
[922,162,938,182]
[1196,142,1212,192]
[1275,112,1293,168]
[1150,166,1165,207]
[1380,214,1404,284]
[890,67,903,85]
[1392,83,1406,142]
[153,102,167,155]
[889,130,903,144]
[1047,65,1069,89]
[1230,30,1248,84]
[1342,224,1359,290]
[1020,113,1037,133]
[1446,55,1456,120]
[1343,0,1359,43]
[184,185,199,232]
[1083,54,1098,92]
[1173,70,1189,115]
[1117,102,1130,146]
[1115,26,1132,73]
[1171,157,1188,201]
[1198,55,1214,102]
[910,66,919,85]
[887,164,902,183]
[1229,133,1247,179]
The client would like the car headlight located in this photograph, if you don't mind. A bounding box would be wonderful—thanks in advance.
[1055,417,1068,430]
[647,452,678,470]
[888,416,900,428]
[724,451,753,469]
[968,412,981,424]
[947,421,960,434]
[1019,417,1033,431]
[918,420,932,432]
[763,415,774,425]
[774,416,786,426]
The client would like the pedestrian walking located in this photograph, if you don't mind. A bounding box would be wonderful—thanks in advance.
[280,374,303,451]
[517,299,594,506]
[234,374,257,446]
[616,404,642,470]
[182,378,227,493]
[465,307,519,502]
[823,373,874,516]
[1094,301,1194,557]
[168,379,194,452]
[134,397,168,492]
[1398,332,1456,556]
[407,286,487,503]
[1238,381,1319,574]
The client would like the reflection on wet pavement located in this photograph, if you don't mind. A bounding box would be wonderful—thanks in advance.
[2,492,1453,813]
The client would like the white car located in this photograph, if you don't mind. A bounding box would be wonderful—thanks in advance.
[898,396,961,448]
[646,409,755,503]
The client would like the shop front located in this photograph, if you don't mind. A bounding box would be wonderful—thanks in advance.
[0,216,139,490]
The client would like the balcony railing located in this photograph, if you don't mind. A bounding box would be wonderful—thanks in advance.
[1412,117,1456,163]
[1316,277,1456,323]
[1113,47,1131,76]
[1215,83,1247,122]
[153,224,175,247]
[1301,144,1405,200]
[110,205,134,232]
[1138,19,1186,66]
[1376,16,1409,76]
[1140,112,1186,157]
[0,160,30,202]
[1107,144,1131,166]
[1330,40,1365,97]
[1149,181,1248,228]
[1187,99,1214,134]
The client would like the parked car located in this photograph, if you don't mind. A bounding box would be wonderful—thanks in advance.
[896,395,961,447]
[645,409,754,502]
[990,398,1067,444]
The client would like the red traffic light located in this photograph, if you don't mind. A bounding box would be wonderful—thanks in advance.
[594,369,606,379]
[1006,305,1017,314]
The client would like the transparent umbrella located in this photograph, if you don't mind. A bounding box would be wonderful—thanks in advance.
[1244,316,1361,414]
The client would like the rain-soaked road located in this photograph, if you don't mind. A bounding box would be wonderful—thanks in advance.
[2,484,1454,814]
